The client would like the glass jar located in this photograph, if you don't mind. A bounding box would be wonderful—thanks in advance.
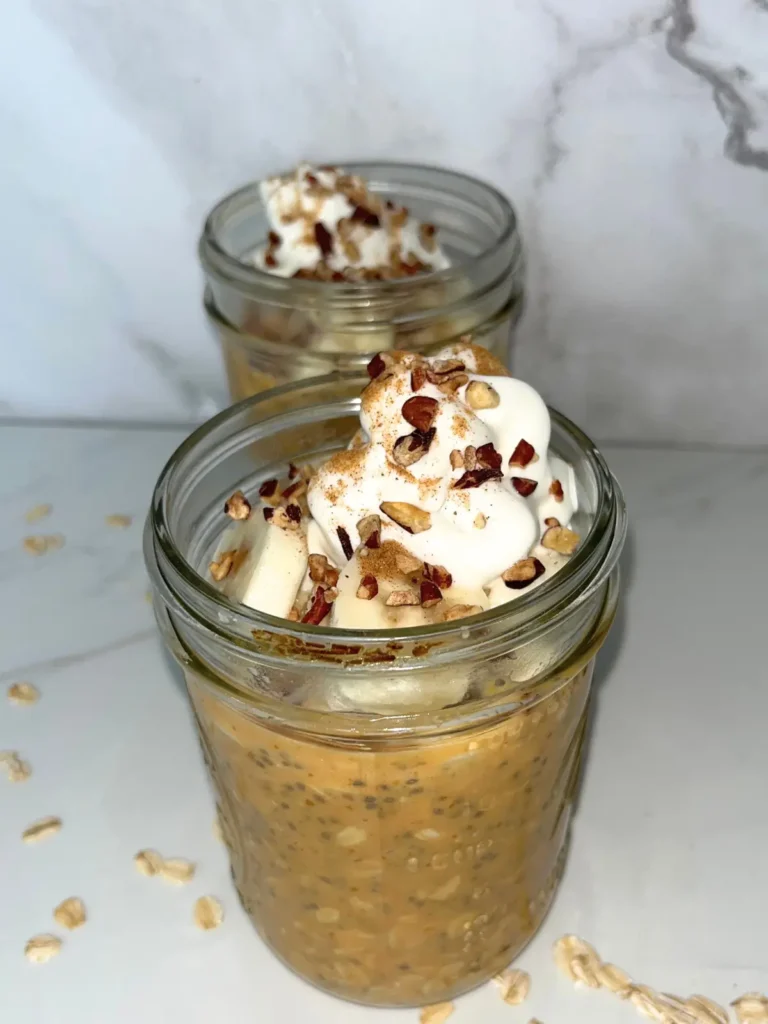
[144,375,626,1008]
[199,163,525,402]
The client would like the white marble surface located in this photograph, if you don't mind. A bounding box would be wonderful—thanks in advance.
[1,423,767,1022]
[3,1,768,442]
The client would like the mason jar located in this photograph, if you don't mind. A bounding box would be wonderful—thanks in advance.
[144,374,626,1008]
[199,163,525,402]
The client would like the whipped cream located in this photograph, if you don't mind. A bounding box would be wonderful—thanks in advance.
[253,163,449,280]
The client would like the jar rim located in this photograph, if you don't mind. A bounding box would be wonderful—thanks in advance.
[145,370,627,666]
[198,161,519,304]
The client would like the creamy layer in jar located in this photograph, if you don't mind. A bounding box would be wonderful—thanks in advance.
[208,342,583,712]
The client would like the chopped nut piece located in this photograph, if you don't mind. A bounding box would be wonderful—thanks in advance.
[209,550,236,581]
[449,449,464,470]
[502,557,546,589]
[194,895,224,931]
[53,897,86,930]
[357,514,381,549]
[356,575,379,600]
[512,476,538,497]
[22,534,64,556]
[302,586,333,625]
[380,501,431,534]
[159,858,196,885]
[385,590,420,607]
[475,442,502,470]
[493,967,531,1005]
[258,478,278,499]
[286,605,300,622]
[453,466,503,489]
[308,554,339,587]
[442,604,484,621]
[411,365,428,391]
[474,512,487,529]
[1,751,31,782]
[418,222,437,253]
[465,380,500,409]
[392,427,436,467]
[25,503,52,523]
[395,549,424,575]
[336,526,354,560]
[24,934,62,964]
[420,1003,454,1024]
[436,371,469,395]
[269,506,301,530]
[281,478,307,502]
[509,438,536,467]
[463,445,477,470]
[401,395,439,433]
[549,479,564,502]
[22,816,62,843]
[223,490,251,520]
[134,849,164,877]
[424,563,452,589]
[431,358,466,375]
[8,682,39,705]
[544,516,561,528]
[541,525,580,555]
[420,580,443,608]
[105,514,133,528]
[367,353,387,380]
[314,221,333,256]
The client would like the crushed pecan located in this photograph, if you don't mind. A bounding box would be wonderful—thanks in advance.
[336,526,354,560]
[541,525,580,555]
[463,445,477,470]
[411,365,428,391]
[453,467,503,489]
[395,549,424,575]
[450,449,464,470]
[301,586,333,625]
[357,515,381,549]
[385,590,420,607]
[509,439,535,468]
[379,502,431,534]
[512,477,538,497]
[281,479,307,502]
[224,490,251,520]
[263,507,275,522]
[392,427,436,467]
[308,554,339,587]
[475,443,502,470]
[502,557,545,589]
[424,564,452,589]
[259,478,278,499]
[402,395,439,433]
[436,372,469,396]
[270,506,301,530]
[314,222,333,257]
[209,550,236,582]
[465,381,500,409]
[420,580,443,608]
[351,204,380,227]
[356,574,378,600]
[367,353,387,380]
[549,479,564,502]
[545,517,561,527]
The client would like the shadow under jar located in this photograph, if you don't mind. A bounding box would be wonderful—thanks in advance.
[199,163,525,402]
[144,375,626,1008]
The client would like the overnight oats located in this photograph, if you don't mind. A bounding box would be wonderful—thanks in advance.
[199,162,525,402]
[145,343,626,1007]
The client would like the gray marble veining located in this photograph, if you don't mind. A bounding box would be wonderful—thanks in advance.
[3,0,768,442]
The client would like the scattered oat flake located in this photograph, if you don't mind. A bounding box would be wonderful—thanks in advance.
[596,962,633,997]
[732,994,768,1023]
[159,858,196,885]
[8,681,39,705]
[22,816,62,843]
[24,934,62,963]
[687,994,729,1024]
[134,849,164,877]
[1,750,31,782]
[419,1003,454,1024]
[552,934,601,985]
[22,534,64,555]
[194,895,224,931]
[25,503,52,523]
[105,514,132,528]
[53,897,86,930]
[493,967,531,1005]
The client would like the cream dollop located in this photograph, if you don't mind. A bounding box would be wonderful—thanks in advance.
[307,349,578,611]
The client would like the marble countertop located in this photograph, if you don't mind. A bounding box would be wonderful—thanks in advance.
[1,423,766,1023]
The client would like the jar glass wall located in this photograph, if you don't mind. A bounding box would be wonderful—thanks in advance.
[199,163,525,402]
[145,375,626,1007]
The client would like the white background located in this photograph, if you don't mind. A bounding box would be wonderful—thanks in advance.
[2,0,768,442]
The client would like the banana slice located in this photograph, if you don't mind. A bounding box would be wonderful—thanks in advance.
[214,514,308,618]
